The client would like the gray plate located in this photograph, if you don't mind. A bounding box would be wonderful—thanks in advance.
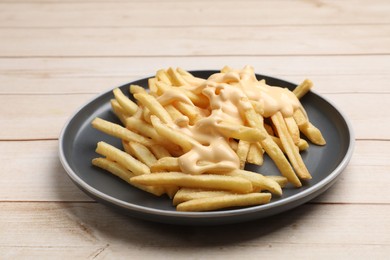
[59,71,354,225]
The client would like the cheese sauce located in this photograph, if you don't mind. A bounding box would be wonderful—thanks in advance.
[163,66,302,175]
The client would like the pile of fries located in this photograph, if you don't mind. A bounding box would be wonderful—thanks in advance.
[91,66,325,212]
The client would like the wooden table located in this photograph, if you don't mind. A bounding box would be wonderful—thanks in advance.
[1,0,389,258]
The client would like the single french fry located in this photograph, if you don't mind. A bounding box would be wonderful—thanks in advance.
[298,139,309,151]
[236,140,250,169]
[150,116,195,152]
[156,69,172,85]
[293,109,326,145]
[167,67,190,87]
[216,122,264,142]
[130,84,147,94]
[293,79,313,99]
[271,112,311,180]
[134,93,173,124]
[226,169,282,196]
[149,145,172,159]
[156,81,208,108]
[165,186,179,199]
[113,88,138,115]
[164,104,185,122]
[148,77,159,96]
[142,107,152,124]
[173,188,232,206]
[92,158,164,196]
[247,142,264,166]
[95,141,150,176]
[125,141,157,167]
[92,157,134,180]
[181,74,206,87]
[125,117,161,142]
[110,99,129,125]
[131,172,253,194]
[176,67,193,77]
[150,157,181,172]
[91,117,155,146]
[284,116,300,145]
[267,175,288,188]
[173,101,203,124]
[176,193,271,212]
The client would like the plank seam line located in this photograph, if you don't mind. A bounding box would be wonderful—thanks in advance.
[1,23,390,29]
[0,53,390,59]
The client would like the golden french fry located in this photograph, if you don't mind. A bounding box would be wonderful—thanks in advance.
[95,141,150,176]
[267,175,288,188]
[148,77,159,96]
[92,157,164,196]
[164,104,185,122]
[149,145,172,159]
[225,169,282,196]
[298,139,309,151]
[125,117,161,142]
[216,122,264,142]
[284,116,300,145]
[156,81,209,108]
[110,99,129,125]
[129,84,147,94]
[173,101,203,124]
[113,88,138,115]
[246,142,264,166]
[130,172,253,194]
[156,69,172,85]
[236,140,250,169]
[167,67,190,87]
[293,109,326,145]
[124,141,157,167]
[176,193,271,212]
[150,116,195,152]
[243,104,302,187]
[91,117,154,147]
[92,157,134,180]
[271,112,311,180]
[134,92,173,124]
[165,186,179,199]
[293,79,313,99]
[173,188,232,206]
[150,157,181,172]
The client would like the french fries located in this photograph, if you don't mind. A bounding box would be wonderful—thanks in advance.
[91,66,326,212]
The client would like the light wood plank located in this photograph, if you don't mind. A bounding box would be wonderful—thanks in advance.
[1,25,390,57]
[0,202,389,258]
[1,55,389,94]
[0,93,389,140]
[0,140,92,202]
[0,94,95,140]
[1,0,389,28]
[0,140,388,204]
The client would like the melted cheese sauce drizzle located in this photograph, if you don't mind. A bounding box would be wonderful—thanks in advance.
[164,66,302,175]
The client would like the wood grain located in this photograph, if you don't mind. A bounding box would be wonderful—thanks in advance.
[1,25,390,57]
[1,56,389,94]
[1,0,390,27]
[1,202,389,258]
